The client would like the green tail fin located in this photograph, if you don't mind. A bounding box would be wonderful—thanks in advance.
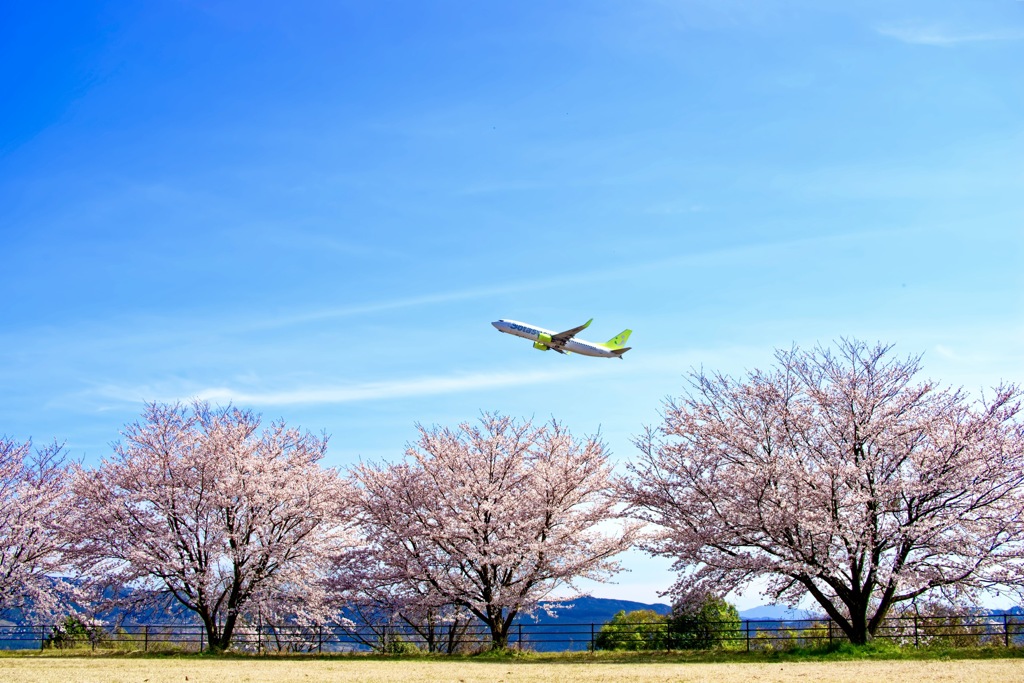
[602,329,632,349]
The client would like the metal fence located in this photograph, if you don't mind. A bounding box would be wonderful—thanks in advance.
[590,614,1024,651]
[2,614,1022,653]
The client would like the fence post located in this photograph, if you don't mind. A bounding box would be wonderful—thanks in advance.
[200,625,205,653]
[518,623,522,651]
[318,624,323,654]
[257,612,262,654]
[745,620,750,651]
[828,619,833,646]
[913,615,919,648]
[144,625,149,652]
[590,623,595,651]
[1005,614,1010,648]
[41,625,47,651]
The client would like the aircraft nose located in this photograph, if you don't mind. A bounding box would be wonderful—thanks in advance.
[491,321,501,330]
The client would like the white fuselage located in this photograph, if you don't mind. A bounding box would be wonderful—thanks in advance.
[491,319,619,358]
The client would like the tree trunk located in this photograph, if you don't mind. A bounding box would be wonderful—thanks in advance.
[199,612,222,653]
[847,622,870,644]
[196,607,239,652]
[217,611,239,651]
[446,618,462,654]
[485,619,509,649]
[843,603,871,645]
[481,605,517,650]
[799,577,874,646]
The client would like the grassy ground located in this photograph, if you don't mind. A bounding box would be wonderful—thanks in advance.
[3,650,1024,683]
[3,657,1024,683]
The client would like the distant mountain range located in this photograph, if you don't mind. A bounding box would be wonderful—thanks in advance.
[737,605,819,621]
[520,596,671,625]
[7,594,1017,628]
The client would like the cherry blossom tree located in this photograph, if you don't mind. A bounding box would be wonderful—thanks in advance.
[0,438,72,619]
[351,413,637,649]
[622,340,1024,644]
[327,545,474,653]
[70,402,355,650]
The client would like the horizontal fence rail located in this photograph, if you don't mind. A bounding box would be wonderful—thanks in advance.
[2,615,1022,653]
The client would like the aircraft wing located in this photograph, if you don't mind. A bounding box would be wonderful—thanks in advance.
[550,318,592,345]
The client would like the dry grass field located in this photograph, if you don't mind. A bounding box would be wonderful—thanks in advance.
[2,657,1024,683]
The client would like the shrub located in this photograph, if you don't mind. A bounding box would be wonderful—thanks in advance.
[378,633,421,654]
[594,610,670,651]
[47,616,103,649]
[669,595,742,650]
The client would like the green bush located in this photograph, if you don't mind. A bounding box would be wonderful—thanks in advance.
[594,610,671,651]
[47,616,104,649]
[378,634,421,654]
[669,595,742,650]
[595,597,743,651]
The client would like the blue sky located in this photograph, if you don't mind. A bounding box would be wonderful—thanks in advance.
[2,0,1023,606]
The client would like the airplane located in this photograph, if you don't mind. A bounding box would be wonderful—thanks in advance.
[491,318,632,358]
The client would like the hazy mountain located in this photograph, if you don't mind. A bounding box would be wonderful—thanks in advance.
[738,605,820,621]
[523,596,671,625]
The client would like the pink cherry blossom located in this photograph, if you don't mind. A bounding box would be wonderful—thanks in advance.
[69,402,356,650]
[622,340,1024,644]
[0,438,72,619]
[351,413,638,649]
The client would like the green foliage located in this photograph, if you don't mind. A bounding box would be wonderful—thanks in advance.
[669,595,742,650]
[595,597,744,652]
[594,610,671,651]
[378,634,421,655]
[748,624,833,652]
[47,616,104,649]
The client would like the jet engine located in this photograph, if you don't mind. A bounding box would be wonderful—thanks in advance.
[533,342,549,351]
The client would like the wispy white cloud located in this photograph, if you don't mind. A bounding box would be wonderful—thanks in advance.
[248,235,879,332]
[876,24,1024,46]
[93,367,606,407]
[245,283,542,330]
